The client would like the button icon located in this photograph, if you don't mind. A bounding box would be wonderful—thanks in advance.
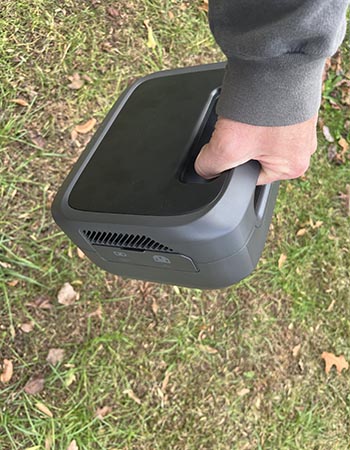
[153,255,171,264]
[113,251,128,257]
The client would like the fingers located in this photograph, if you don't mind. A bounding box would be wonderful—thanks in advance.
[194,115,318,185]
[195,122,252,179]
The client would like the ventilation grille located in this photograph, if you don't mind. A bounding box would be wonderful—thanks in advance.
[81,230,174,253]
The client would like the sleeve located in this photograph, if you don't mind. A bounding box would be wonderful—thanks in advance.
[209,0,349,126]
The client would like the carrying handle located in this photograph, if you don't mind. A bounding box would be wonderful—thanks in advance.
[180,89,222,184]
[180,89,271,225]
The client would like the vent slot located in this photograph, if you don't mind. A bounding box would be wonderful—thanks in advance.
[81,230,174,253]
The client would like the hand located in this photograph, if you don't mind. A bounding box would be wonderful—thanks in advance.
[194,115,318,185]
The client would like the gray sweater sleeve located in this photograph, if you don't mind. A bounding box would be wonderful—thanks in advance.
[209,0,349,126]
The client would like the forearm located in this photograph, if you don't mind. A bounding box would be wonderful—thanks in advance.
[209,0,349,126]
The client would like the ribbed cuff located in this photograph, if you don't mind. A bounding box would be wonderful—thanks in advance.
[217,56,326,126]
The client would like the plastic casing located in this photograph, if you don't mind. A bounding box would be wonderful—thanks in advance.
[52,63,279,289]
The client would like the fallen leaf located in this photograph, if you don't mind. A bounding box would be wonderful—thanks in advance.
[68,73,84,90]
[107,6,119,17]
[67,440,78,450]
[77,247,85,259]
[143,20,156,49]
[64,370,76,387]
[7,279,19,287]
[57,282,77,305]
[338,137,349,153]
[322,125,334,143]
[327,299,336,312]
[70,129,78,143]
[161,371,171,392]
[20,322,34,333]
[0,261,12,268]
[339,184,350,216]
[237,388,250,397]
[95,405,112,419]
[74,118,96,134]
[321,351,349,375]
[151,299,158,315]
[46,348,65,365]
[278,253,287,269]
[123,389,141,404]
[35,402,53,418]
[82,74,93,83]
[26,295,52,309]
[1,359,13,383]
[24,377,45,395]
[198,344,218,354]
[31,134,46,149]
[87,305,102,319]
[11,98,29,106]
[296,228,307,237]
[199,0,208,12]
[292,344,301,358]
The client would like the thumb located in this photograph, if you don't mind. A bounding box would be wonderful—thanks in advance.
[195,141,251,179]
[194,143,220,179]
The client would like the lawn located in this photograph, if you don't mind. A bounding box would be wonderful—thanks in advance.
[0,1,350,449]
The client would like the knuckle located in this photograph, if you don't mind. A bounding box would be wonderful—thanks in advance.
[287,159,310,178]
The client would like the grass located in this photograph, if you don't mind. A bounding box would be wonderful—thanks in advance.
[0,1,350,449]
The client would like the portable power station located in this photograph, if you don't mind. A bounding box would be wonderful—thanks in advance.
[52,62,279,289]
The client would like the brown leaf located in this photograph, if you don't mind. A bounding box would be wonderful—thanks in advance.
[321,351,349,375]
[77,247,85,259]
[31,134,46,149]
[328,144,342,164]
[237,388,250,397]
[74,118,96,134]
[0,261,11,268]
[123,389,142,404]
[68,73,84,90]
[46,348,65,365]
[151,299,158,315]
[87,305,102,319]
[292,344,301,358]
[11,98,29,107]
[339,137,349,155]
[198,344,218,354]
[35,402,53,418]
[20,322,34,333]
[161,371,171,392]
[7,279,19,287]
[95,405,112,419]
[339,184,350,216]
[1,359,13,383]
[67,440,79,450]
[82,74,93,83]
[57,282,78,305]
[26,295,52,309]
[296,228,307,237]
[107,6,119,17]
[24,377,45,394]
[199,0,208,12]
[326,299,336,312]
[322,125,334,143]
[278,253,287,269]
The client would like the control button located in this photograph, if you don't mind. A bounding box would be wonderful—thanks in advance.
[152,255,171,264]
[146,253,198,272]
[93,245,198,272]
